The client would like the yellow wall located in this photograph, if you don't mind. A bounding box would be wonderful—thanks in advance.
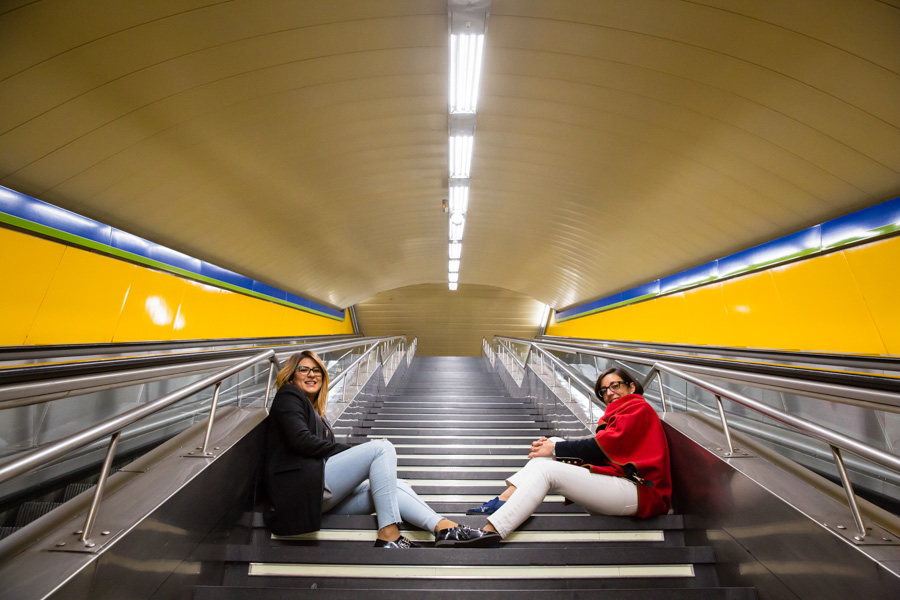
[0,227,353,346]
[547,235,900,356]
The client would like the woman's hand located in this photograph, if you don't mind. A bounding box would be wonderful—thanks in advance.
[528,437,555,459]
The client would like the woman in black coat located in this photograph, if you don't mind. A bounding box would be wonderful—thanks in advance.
[264,350,500,548]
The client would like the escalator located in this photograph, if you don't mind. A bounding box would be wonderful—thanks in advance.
[0,335,897,599]
[0,335,384,536]
[531,336,900,510]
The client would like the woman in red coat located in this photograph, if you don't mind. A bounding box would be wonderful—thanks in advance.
[467,367,672,538]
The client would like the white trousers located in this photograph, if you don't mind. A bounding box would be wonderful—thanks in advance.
[486,438,639,538]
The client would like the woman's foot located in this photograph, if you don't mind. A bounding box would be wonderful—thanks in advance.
[373,535,421,548]
[434,525,501,548]
[466,496,506,515]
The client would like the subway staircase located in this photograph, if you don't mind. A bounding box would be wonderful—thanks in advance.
[194,356,757,599]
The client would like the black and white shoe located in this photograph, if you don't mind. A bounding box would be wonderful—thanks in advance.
[434,525,501,548]
[373,535,421,548]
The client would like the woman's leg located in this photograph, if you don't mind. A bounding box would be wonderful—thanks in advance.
[486,460,638,538]
[496,437,567,500]
[322,439,400,532]
[395,480,444,532]
[329,480,457,533]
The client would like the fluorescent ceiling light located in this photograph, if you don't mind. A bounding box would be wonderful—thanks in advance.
[449,135,473,178]
[449,272,459,283]
[449,211,465,241]
[449,242,462,259]
[449,259,460,273]
[450,34,485,114]
[449,282,458,291]
[449,185,469,213]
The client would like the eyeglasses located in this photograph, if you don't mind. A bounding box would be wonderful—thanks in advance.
[599,380,628,395]
[295,366,324,378]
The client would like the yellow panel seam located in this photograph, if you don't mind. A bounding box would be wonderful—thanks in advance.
[839,250,890,355]
[111,270,137,343]
[23,246,69,345]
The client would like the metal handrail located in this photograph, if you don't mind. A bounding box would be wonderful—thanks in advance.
[497,339,526,371]
[407,337,418,366]
[0,349,280,548]
[530,344,599,423]
[0,336,400,410]
[330,336,407,404]
[492,336,900,540]
[516,336,900,412]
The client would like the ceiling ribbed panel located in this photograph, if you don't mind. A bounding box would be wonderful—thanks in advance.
[356,284,543,357]
[1,1,898,313]
[464,0,900,309]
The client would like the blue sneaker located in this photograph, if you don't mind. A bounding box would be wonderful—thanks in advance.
[466,496,506,515]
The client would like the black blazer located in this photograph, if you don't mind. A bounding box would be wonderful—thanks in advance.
[264,384,351,535]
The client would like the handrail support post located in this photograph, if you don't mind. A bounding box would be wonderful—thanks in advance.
[830,445,867,539]
[714,394,736,456]
[199,382,222,455]
[656,371,668,413]
[263,360,276,411]
[79,431,121,545]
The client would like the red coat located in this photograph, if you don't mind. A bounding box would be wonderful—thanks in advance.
[588,394,672,518]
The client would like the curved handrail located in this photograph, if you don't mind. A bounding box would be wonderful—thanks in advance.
[492,335,900,540]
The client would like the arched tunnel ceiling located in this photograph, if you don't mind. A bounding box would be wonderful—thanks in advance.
[1,1,899,311]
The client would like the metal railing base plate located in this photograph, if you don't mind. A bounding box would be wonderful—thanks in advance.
[46,528,123,554]
[825,522,899,546]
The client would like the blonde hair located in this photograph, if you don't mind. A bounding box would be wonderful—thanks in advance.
[276,350,329,416]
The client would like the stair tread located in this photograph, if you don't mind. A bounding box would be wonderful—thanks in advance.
[245,512,685,530]
[195,586,759,599]
[225,545,718,565]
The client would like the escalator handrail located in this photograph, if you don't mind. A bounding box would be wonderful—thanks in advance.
[0,349,278,486]
[538,334,900,371]
[0,336,372,387]
[520,337,900,412]
[497,336,900,473]
[650,361,900,473]
[524,336,900,395]
[0,336,404,409]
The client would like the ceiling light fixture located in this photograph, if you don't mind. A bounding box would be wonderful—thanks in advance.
[449,184,469,214]
[449,135,473,178]
[449,211,466,241]
[447,1,491,295]
[449,33,484,114]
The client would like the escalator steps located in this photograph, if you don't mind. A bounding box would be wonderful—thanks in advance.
[14,501,62,527]
[63,483,94,502]
[0,526,19,540]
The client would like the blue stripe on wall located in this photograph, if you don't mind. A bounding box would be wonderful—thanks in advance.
[0,185,345,320]
[556,195,900,322]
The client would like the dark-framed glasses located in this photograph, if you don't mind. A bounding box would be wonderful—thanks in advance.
[599,380,627,395]
[295,366,324,378]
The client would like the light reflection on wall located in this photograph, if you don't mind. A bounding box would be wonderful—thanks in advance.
[145,296,174,326]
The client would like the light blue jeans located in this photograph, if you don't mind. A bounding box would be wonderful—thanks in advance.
[322,439,442,532]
